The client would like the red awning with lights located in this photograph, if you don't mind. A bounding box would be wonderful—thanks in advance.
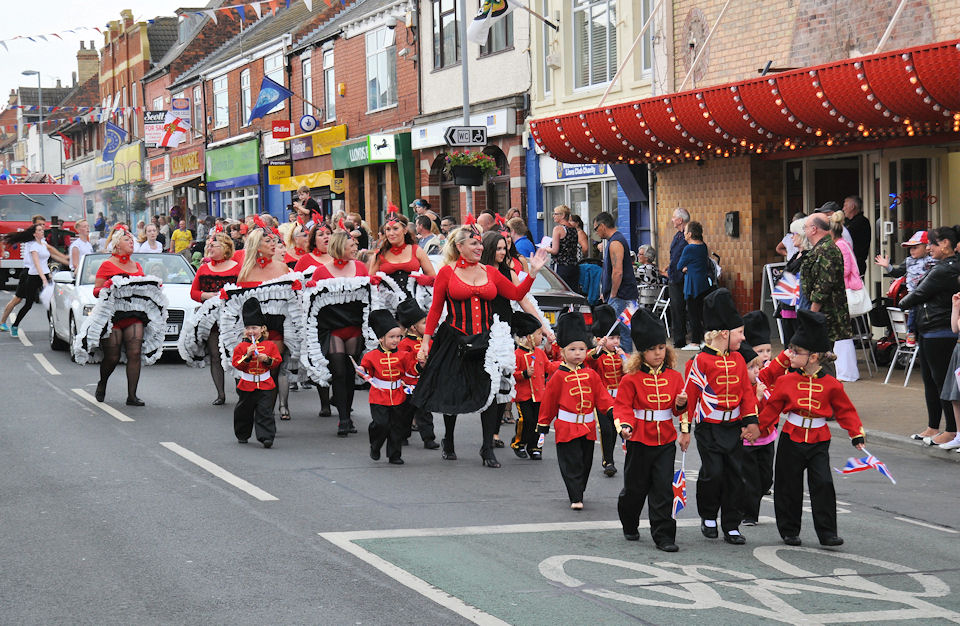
[530,39,960,166]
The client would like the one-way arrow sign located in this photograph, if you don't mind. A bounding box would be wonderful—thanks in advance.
[444,125,487,147]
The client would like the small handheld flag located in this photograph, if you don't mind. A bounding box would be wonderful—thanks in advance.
[672,452,687,519]
[834,449,896,484]
[603,303,638,339]
[772,272,801,306]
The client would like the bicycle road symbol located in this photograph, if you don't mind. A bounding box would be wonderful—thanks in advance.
[539,547,960,623]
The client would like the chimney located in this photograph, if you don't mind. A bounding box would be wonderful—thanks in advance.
[77,41,99,85]
[72,71,77,87]
[56,79,62,88]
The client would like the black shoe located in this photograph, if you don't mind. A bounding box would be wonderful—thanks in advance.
[237,439,248,444]
[95,381,106,402]
[318,407,332,417]
[279,405,290,420]
[348,420,358,434]
[402,438,409,446]
[529,450,542,460]
[424,440,440,450]
[700,521,719,539]
[410,423,420,432]
[723,532,746,545]
[512,446,528,459]
[262,440,273,449]
[819,536,844,547]
[388,458,404,465]
[782,536,802,546]
[370,447,381,461]
[482,457,501,468]
[657,542,679,552]
[125,397,145,407]
[742,519,758,527]
[623,531,640,541]
[441,450,457,460]
[212,397,226,406]
[603,463,617,477]
[493,438,504,448]
[337,422,350,437]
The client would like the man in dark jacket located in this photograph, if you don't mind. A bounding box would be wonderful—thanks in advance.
[664,208,692,349]
[843,195,870,275]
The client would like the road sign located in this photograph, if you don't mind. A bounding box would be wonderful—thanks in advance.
[444,125,487,147]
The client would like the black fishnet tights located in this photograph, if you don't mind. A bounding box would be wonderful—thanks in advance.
[99,322,143,400]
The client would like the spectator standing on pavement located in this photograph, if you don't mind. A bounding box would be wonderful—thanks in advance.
[635,244,663,309]
[170,220,193,255]
[507,217,536,258]
[843,195,870,276]
[94,211,107,236]
[677,221,714,350]
[135,223,164,254]
[594,211,639,351]
[665,208,692,350]
[294,185,322,225]
[936,293,960,451]
[440,215,458,238]
[411,198,441,231]
[569,214,592,259]
[897,226,960,447]
[415,215,443,254]
[828,211,862,382]
[547,204,581,292]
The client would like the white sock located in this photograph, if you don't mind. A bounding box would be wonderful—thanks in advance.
[703,519,717,528]
[727,529,742,536]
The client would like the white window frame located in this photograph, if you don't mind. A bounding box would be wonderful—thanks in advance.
[572,0,617,89]
[264,52,285,114]
[366,27,398,112]
[640,0,653,75]
[213,76,229,129]
[240,69,251,126]
[542,0,552,95]
[220,186,259,221]
[193,87,203,137]
[323,49,336,122]
[302,56,313,117]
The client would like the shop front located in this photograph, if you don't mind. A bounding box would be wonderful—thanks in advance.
[330,131,415,233]
[95,141,146,226]
[146,144,207,219]
[279,124,347,216]
[205,138,260,221]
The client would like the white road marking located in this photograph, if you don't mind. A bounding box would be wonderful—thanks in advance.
[18,330,31,347]
[71,388,134,422]
[33,353,60,375]
[894,516,959,534]
[159,442,278,502]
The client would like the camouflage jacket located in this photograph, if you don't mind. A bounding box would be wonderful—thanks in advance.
[800,236,852,342]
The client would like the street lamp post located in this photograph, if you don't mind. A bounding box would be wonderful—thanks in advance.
[21,70,44,175]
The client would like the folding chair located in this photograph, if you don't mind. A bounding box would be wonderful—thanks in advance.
[851,313,878,377]
[883,307,919,387]
[651,285,670,337]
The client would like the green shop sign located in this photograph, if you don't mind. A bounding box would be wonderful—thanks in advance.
[331,133,402,169]
[206,139,260,191]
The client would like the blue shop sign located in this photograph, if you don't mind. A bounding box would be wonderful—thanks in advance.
[556,163,608,179]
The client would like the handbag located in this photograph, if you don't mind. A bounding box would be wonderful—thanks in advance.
[456,332,490,361]
[846,287,872,316]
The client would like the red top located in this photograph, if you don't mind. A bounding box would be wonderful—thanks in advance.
[293,253,329,273]
[232,249,245,263]
[613,364,686,446]
[283,252,304,269]
[309,261,369,280]
[683,346,759,425]
[511,256,524,276]
[759,370,864,444]
[190,262,240,302]
[377,244,422,275]
[425,264,534,336]
[93,259,144,297]
[360,347,418,406]
[587,349,626,395]
[758,350,791,389]
[231,338,282,391]
[398,333,423,385]
[513,346,558,403]
[537,364,614,443]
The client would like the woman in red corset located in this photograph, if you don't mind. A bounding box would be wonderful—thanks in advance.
[414,224,549,467]
[367,211,435,294]
[188,232,240,405]
[308,230,368,436]
[92,227,147,405]
[294,221,334,416]
[282,223,309,269]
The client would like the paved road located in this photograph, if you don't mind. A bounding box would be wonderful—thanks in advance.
[2,297,959,624]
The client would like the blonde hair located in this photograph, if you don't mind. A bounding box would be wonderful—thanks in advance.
[74,218,88,231]
[704,329,724,344]
[238,229,267,282]
[624,345,676,374]
[829,210,845,239]
[209,233,235,260]
[441,226,477,266]
[137,222,158,244]
[328,231,351,259]
[106,226,133,253]
[279,222,301,248]
[554,204,572,221]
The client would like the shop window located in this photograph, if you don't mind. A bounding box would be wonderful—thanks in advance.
[193,87,203,137]
[433,0,459,69]
[366,27,398,111]
[639,0,653,75]
[323,49,336,122]
[153,96,163,111]
[480,13,513,57]
[483,146,510,214]
[573,0,616,88]
[220,187,259,221]
[240,70,251,126]
[302,56,314,117]
[542,0,552,94]
[213,76,229,129]
[264,52,285,114]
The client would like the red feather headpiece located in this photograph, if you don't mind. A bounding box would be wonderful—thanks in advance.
[311,211,323,225]
[214,223,224,234]
[494,214,506,226]
[338,217,346,231]
[385,202,401,224]
[464,212,476,226]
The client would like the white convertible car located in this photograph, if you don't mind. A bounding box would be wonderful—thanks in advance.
[47,252,197,358]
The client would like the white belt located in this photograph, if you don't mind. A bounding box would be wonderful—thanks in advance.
[786,412,826,429]
[699,404,741,422]
[609,388,618,398]
[557,409,595,424]
[369,377,405,390]
[239,371,271,383]
[633,408,673,422]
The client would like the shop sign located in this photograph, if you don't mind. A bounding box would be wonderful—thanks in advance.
[291,135,314,160]
[330,177,345,194]
[332,141,370,169]
[171,97,191,128]
[368,133,396,162]
[170,148,203,178]
[149,156,167,183]
[272,120,292,139]
[556,162,608,179]
[205,139,260,191]
[95,161,115,184]
[143,110,167,147]
[95,142,145,189]
[268,164,291,185]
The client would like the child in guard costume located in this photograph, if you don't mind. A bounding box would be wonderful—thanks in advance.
[537,312,615,510]
[232,298,283,448]
[758,309,866,547]
[396,298,439,450]
[684,288,760,545]
[510,312,554,460]
[361,309,419,465]
[739,310,776,526]
[614,307,688,553]
[587,304,627,477]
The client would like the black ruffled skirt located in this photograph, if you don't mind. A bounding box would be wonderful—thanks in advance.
[413,323,490,415]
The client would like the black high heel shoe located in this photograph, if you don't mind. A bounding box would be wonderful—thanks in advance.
[212,397,226,406]
[126,397,145,407]
[279,404,291,420]
[481,455,501,469]
[95,380,106,402]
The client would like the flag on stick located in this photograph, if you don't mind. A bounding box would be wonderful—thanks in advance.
[247,76,294,125]
[159,112,190,148]
[772,271,800,306]
[672,452,687,518]
[834,449,896,484]
[603,303,637,339]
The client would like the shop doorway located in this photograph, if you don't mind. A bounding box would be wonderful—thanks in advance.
[871,153,942,266]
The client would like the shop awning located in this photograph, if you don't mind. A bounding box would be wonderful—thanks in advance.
[279,170,338,192]
[530,39,960,166]
[277,124,347,157]
[144,176,203,199]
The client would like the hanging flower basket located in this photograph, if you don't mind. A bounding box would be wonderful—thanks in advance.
[451,165,484,187]
[444,150,499,187]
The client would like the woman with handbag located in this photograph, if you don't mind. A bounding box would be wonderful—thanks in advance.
[415,223,549,468]
[830,211,865,381]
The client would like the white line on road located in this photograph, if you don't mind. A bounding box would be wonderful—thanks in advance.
[33,353,60,375]
[71,388,134,422]
[894,516,959,534]
[159,442,278,502]
[18,330,31,347]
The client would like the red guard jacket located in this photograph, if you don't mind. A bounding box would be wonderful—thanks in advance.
[587,348,626,397]
[684,346,758,425]
[513,345,555,403]
[613,363,687,446]
[537,364,614,443]
[758,349,791,389]
[759,368,865,444]
[360,347,418,407]
[397,333,423,386]
[232,339,281,391]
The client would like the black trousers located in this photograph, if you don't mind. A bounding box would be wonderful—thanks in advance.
[741,441,775,522]
[235,389,276,444]
[694,421,746,533]
[918,335,957,431]
[618,441,676,545]
[512,399,541,453]
[412,408,436,443]
[556,436,595,503]
[597,408,616,467]
[369,402,411,461]
[686,292,708,346]
[668,282,688,347]
[774,433,838,541]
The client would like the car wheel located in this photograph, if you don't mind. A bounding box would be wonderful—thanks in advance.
[69,315,79,363]
[48,311,68,351]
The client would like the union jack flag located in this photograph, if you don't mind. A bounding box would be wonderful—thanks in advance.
[672,454,687,518]
[687,356,719,421]
[617,304,638,327]
[834,453,896,484]
[772,272,800,306]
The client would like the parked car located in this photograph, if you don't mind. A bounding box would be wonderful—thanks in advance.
[48,253,197,358]
[427,255,590,327]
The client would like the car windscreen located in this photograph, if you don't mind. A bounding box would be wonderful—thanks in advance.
[0,192,84,222]
[79,253,196,285]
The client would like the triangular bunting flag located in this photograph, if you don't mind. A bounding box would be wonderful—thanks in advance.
[204,9,218,24]
[251,2,262,18]
[304,0,313,9]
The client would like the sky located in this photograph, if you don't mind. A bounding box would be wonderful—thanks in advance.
[0,1,198,99]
